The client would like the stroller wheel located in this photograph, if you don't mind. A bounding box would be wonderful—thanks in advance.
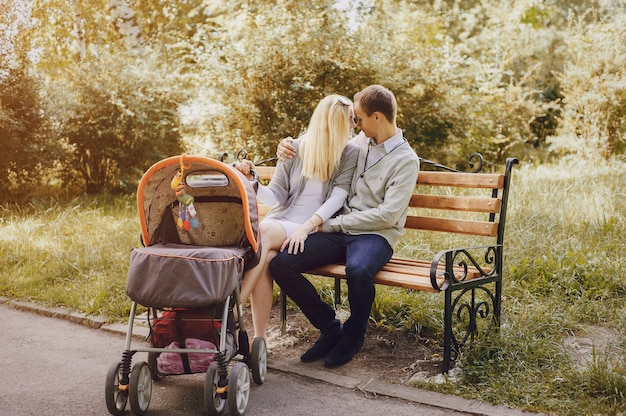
[129,361,152,416]
[227,362,251,416]
[105,362,127,416]
[204,362,226,415]
[250,337,267,385]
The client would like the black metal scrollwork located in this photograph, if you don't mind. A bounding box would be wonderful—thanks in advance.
[419,152,484,173]
[449,246,499,283]
[434,245,502,366]
[449,286,498,361]
[431,245,500,291]
[221,149,277,166]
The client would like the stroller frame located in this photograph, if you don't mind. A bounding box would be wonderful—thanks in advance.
[105,155,267,416]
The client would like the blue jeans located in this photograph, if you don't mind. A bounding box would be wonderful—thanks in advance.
[270,232,393,337]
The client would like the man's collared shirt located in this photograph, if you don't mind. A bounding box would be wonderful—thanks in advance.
[364,128,404,171]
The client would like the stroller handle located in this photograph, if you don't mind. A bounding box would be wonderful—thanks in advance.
[248,169,259,192]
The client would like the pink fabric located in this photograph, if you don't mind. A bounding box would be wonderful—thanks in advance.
[157,338,216,374]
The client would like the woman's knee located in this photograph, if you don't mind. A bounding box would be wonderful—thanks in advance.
[266,250,277,264]
[260,222,286,250]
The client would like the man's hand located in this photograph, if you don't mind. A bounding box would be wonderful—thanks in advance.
[277,136,297,161]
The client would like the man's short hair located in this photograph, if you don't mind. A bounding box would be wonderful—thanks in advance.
[354,85,397,122]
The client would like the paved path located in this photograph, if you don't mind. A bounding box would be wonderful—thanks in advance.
[0,299,540,416]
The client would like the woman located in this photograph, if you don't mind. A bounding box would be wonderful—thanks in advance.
[235,94,359,340]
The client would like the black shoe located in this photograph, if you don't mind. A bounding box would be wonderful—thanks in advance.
[324,334,364,368]
[300,327,343,362]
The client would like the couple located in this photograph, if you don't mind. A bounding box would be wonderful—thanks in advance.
[236,85,420,368]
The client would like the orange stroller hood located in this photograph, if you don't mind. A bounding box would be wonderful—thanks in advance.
[136,154,260,257]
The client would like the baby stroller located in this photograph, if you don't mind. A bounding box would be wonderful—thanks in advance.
[105,154,267,416]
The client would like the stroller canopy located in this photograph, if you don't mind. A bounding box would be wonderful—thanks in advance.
[136,155,260,256]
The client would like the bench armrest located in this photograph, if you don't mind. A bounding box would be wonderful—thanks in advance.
[429,244,502,291]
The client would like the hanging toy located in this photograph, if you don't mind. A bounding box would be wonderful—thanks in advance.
[171,156,199,230]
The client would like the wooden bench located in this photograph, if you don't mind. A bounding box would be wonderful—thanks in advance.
[253,154,518,373]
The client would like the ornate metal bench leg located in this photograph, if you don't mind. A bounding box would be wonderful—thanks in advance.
[442,288,453,373]
[495,279,502,328]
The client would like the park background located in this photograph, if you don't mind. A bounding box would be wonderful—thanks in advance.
[1,1,625,415]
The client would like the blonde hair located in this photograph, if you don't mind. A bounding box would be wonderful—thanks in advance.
[299,95,353,182]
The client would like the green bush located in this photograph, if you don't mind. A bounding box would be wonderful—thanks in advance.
[45,52,184,194]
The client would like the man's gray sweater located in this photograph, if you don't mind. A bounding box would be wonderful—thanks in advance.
[322,132,420,249]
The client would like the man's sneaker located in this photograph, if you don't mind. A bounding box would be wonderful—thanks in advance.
[324,334,364,368]
[300,327,343,362]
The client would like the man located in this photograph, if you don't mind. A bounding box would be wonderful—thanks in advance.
[269,85,420,367]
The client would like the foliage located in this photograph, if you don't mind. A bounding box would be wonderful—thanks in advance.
[194,0,376,161]
[6,0,185,196]
[0,194,137,317]
[552,12,626,159]
[0,0,55,199]
[44,51,184,194]
[0,59,50,197]
[187,0,626,166]
[2,0,625,196]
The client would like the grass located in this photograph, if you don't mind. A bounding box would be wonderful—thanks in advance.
[1,159,625,415]
[0,194,138,318]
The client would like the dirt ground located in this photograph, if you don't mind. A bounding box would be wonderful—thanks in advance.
[247,306,445,385]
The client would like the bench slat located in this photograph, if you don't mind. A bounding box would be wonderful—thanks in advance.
[375,271,440,292]
[254,166,276,179]
[410,194,501,213]
[380,262,481,279]
[306,257,484,293]
[405,216,499,237]
[418,171,504,188]
[257,168,505,190]
[306,263,439,292]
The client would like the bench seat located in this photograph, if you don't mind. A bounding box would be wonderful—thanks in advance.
[307,258,484,293]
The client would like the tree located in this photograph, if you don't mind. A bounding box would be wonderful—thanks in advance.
[0,0,54,199]
[21,0,184,194]
[554,13,626,159]
[9,0,626,199]
[192,1,382,161]
[46,51,183,193]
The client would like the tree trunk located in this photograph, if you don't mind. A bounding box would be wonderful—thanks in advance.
[70,0,86,61]
[107,0,144,53]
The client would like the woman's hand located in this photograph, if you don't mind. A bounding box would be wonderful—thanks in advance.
[277,137,296,161]
[280,217,321,254]
[281,227,309,254]
[233,159,255,176]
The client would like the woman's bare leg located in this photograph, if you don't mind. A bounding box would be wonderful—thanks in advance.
[240,221,286,339]
[249,250,277,339]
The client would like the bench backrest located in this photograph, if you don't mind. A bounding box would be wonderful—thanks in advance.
[408,158,517,246]
[253,157,518,245]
